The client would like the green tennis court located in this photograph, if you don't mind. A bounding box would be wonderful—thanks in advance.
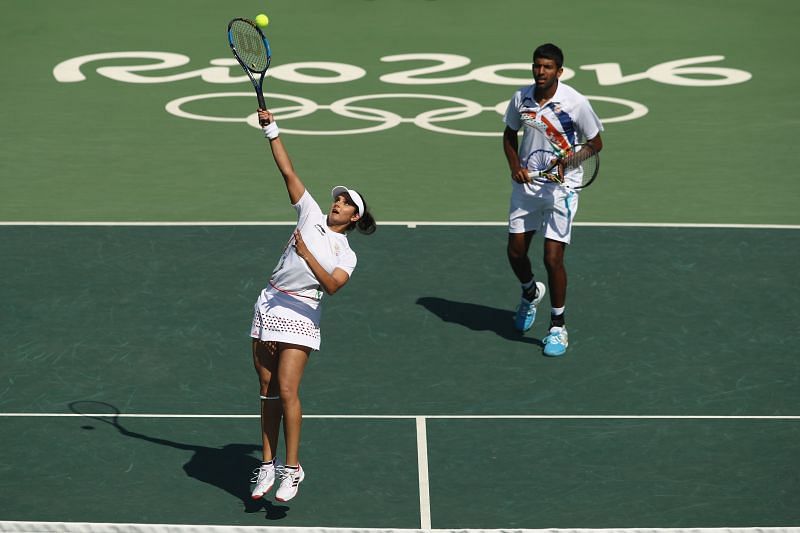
[1,0,798,530]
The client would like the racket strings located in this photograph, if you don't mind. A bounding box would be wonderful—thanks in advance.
[568,149,599,187]
[584,160,599,186]
[562,146,594,168]
[230,21,269,72]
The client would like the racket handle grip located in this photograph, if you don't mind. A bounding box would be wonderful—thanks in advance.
[527,171,563,184]
[257,93,267,125]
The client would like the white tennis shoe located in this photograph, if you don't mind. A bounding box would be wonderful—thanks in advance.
[250,458,282,500]
[275,464,305,502]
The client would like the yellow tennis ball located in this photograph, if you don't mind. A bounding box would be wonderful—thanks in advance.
[255,13,269,28]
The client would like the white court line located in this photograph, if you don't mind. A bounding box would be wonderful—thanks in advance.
[0,221,798,229]
[0,521,798,533]
[1,413,798,420]
[415,417,432,531]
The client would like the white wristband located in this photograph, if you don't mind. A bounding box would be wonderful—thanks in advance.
[262,122,280,140]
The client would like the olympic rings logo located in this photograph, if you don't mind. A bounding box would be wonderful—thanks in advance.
[165,92,649,136]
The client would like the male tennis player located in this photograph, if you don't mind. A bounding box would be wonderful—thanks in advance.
[248,108,376,502]
[502,43,604,356]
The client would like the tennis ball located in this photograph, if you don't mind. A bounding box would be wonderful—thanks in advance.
[255,13,269,28]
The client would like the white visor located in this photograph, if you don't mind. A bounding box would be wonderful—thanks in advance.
[331,186,364,216]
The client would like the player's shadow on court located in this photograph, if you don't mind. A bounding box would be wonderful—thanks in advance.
[70,403,289,520]
[416,297,544,346]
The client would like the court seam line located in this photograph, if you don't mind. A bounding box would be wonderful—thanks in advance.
[0,221,799,229]
[2,413,798,419]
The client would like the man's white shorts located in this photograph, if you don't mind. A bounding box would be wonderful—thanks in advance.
[507,182,579,243]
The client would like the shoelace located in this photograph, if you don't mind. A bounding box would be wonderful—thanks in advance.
[547,332,566,344]
[278,466,299,482]
[250,465,271,483]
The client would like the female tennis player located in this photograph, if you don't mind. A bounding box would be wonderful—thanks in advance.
[249,108,376,502]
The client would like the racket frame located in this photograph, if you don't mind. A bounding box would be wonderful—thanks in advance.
[227,17,272,111]
[527,142,600,191]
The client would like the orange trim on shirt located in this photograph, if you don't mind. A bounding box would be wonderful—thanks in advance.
[537,114,572,154]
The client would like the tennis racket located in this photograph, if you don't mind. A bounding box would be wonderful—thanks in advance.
[518,110,600,190]
[525,142,600,191]
[227,17,272,124]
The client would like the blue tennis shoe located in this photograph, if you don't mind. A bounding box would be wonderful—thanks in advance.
[543,326,569,356]
[514,281,546,332]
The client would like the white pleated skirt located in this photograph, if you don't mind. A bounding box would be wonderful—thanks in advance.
[250,287,321,351]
